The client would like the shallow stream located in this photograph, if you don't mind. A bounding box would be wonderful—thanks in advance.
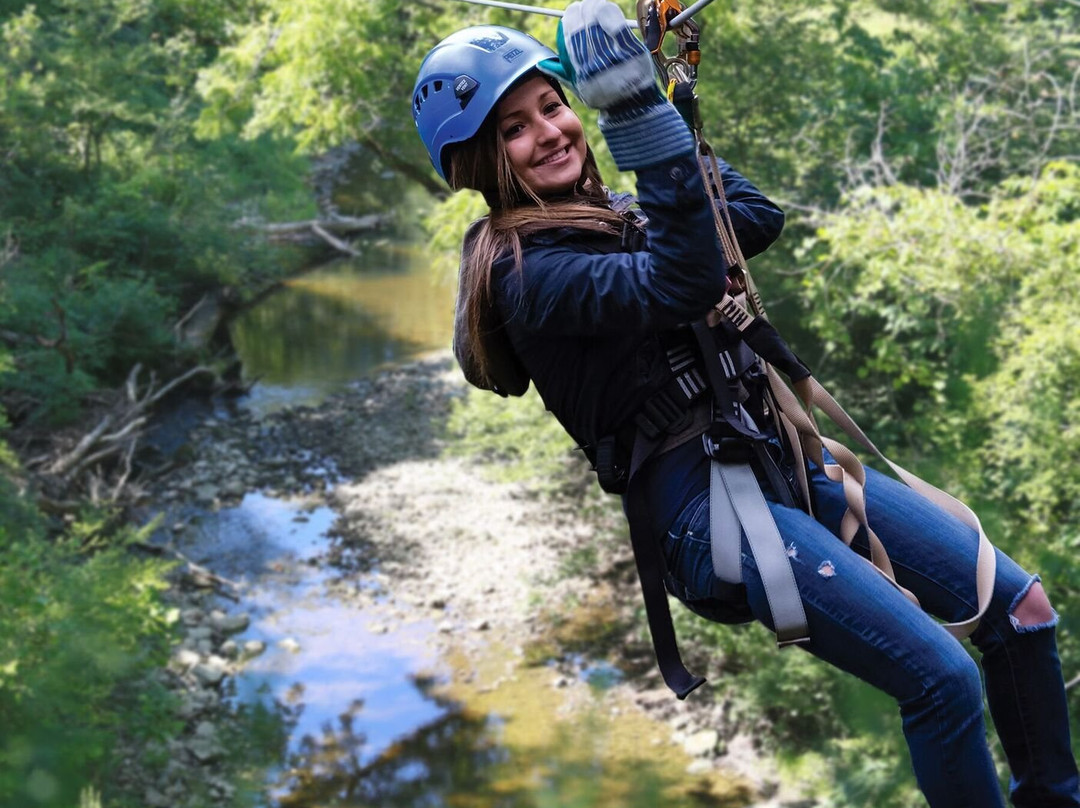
[166,201,750,803]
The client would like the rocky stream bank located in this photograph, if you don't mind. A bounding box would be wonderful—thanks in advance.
[120,353,816,807]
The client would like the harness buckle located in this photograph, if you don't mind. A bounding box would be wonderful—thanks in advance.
[702,433,755,465]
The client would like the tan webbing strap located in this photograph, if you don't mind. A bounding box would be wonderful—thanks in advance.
[696,141,768,318]
[717,290,924,606]
[770,370,998,638]
[688,87,997,641]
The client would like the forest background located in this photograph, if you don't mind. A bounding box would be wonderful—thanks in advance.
[0,0,1077,805]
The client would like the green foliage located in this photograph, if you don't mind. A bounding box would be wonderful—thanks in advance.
[691,0,1079,205]
[0,508,179,807]
[422,189,489,286]
[780,161,1080,796]
[970,162,1080,541]
[0,0,316,425]
[446,384,586,493]
[799,163,1080,468]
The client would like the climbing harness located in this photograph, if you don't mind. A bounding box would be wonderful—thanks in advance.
[443,0,998,699]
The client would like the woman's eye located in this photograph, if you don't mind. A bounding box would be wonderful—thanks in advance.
[503,123,523,138]
[544,102,562,115]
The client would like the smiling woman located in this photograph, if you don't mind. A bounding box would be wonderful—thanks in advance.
[409,6,1080,807]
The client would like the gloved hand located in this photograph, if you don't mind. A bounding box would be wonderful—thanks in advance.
[539,0,694,171]
[539,0,662,112]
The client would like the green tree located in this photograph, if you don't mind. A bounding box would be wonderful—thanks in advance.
[195,0,478,195]
[0,0,314,424]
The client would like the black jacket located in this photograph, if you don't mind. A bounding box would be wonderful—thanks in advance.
[492,154,785,454]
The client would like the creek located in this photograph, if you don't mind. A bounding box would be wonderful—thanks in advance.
[157,174,753,805]
[229,238,455,417]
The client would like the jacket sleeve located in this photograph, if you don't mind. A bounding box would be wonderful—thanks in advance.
[497,154,783,337]
[707,156,785,260]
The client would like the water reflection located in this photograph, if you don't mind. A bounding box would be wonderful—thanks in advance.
[275,683,505,806]
[176,493,453,800]
[181,494,749,807]
[230,240,455,415]
[273,674,740,808]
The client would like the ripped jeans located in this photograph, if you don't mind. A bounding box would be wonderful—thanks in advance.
[662,460,1080,807]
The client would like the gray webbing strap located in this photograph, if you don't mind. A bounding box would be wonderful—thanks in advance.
[709,459,742,584]
[709,457,810,646]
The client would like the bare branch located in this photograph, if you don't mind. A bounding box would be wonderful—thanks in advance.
[47,415,114,475]
[144,365,213,407]
[110,441,137,502]
[310,222,361,257]
[134,542,241,601]
[126,363,142,403]
[99,417,148,445]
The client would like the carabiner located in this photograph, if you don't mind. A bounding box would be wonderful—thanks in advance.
[636,0,700,88]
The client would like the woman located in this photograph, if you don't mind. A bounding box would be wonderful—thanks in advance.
[411,2,1079,805]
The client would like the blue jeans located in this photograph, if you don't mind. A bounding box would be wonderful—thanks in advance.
[661,460,1080,807]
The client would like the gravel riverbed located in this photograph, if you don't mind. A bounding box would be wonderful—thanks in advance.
[122,352,813,807]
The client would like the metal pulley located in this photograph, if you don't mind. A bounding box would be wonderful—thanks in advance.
[635,0,701,89]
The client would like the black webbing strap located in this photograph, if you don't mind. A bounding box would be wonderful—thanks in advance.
[691,320,801,510]
[624,430,707,700]
[690,321,760,441]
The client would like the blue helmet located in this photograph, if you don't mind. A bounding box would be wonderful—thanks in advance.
[412,26,557,182]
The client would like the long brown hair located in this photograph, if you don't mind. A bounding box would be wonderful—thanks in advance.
[448,74,626,389]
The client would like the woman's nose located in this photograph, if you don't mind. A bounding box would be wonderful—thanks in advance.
[536,118,561,142]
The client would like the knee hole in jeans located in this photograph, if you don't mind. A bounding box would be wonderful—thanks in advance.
[1009,581,1056,632]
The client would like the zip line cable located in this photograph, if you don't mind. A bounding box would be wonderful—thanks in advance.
[450,0,720,30]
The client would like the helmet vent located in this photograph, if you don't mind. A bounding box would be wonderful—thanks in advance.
[414,80,448,115]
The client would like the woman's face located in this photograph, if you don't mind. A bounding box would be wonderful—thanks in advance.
[496,76,587,198]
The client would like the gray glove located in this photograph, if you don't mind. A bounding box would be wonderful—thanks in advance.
[539,0,693,170]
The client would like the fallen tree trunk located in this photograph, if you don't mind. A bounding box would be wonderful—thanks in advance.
[253,213,390,255]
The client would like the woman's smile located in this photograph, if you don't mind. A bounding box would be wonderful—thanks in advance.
[536,146,572,167]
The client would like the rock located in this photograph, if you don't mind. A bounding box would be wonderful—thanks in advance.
[194,484,219,504]
[173,649,201,669]
[242,639,267,658]
[279,637,301,654]
[144,787,170,808]
[222,479,247,498]
[209,612,250,635]
[208,777,235,800]
[686,759,713,775]
[683,729,720,757]
[471,619,490,632]
[181,608,205,626]
[220,640,238,658]
[193,662,226,687]
[186,626,213,641]
[175,693,203,720]
[186,736,223,764]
